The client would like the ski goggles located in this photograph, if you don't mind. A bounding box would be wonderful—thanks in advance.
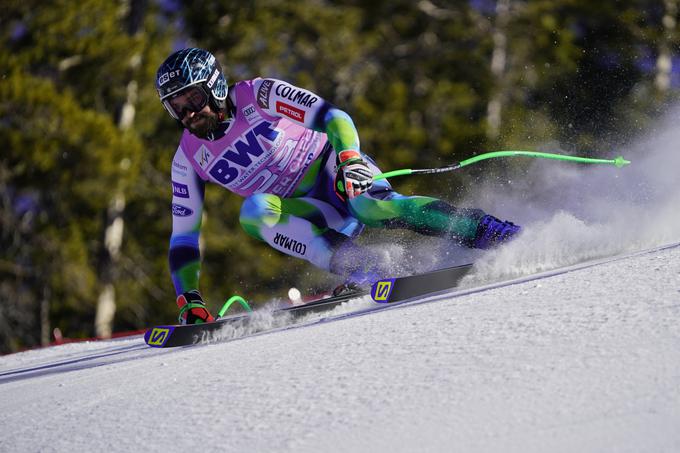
[162,85,210,120]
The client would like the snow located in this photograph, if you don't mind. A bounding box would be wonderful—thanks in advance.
[1,242,679,453]
[3,95,680,453]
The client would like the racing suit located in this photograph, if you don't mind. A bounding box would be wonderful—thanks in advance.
[169,78,486,294]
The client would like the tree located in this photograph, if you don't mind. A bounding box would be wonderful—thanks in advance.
[0,72,140,350]
[0,0,174,352]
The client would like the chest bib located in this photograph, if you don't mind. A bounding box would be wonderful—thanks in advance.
[179,79,327,197]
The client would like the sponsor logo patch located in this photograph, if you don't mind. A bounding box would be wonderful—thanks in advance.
[172,181,190,198]
[172,203,194,217]
[208,121,280,186]
[274,84,318,108]
[147,328,170,346]
[194,145,215,171]
[371,279,396,303]
[276,101,305,122]
[257,79,275,109]
[206,68,219,88]
[172,160,189,176]
[158,69,181,87]
[273,233,307,255]
[242,103,260,124]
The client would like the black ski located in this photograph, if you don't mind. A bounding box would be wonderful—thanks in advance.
[144,289,367,348]
[370,262,473,303]
[144,263,474,348]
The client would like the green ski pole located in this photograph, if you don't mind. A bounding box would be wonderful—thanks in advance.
[373,150,631,181]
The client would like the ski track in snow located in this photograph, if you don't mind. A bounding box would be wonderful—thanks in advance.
[1,242,679,453]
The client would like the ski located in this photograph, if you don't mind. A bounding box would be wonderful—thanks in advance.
[144,288,368,348]
[370,262,473,304]
[144,263,474,348]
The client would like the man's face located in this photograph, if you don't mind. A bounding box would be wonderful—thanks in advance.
[165,86,218,138]
[181,104,218,139]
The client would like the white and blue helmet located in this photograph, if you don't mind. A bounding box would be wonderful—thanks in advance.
[155,48,228,117]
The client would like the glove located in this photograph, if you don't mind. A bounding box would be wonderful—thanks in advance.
[177,290,215,325]
[334,150,373,201]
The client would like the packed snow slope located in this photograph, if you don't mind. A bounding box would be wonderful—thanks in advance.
[3,97,680,453]
[1,242,679,453]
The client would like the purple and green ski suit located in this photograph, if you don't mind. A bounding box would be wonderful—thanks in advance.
[169,78,485,294]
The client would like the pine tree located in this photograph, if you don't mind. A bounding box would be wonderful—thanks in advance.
[0,0,174,351]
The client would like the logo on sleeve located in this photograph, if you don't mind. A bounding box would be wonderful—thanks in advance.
[172,182,190,198]
[276,101,305,122]
[172,160,188,177]
[274,84,318,108]
[172,204,194,217]
[194,145,215,171]
[257,79,275,109]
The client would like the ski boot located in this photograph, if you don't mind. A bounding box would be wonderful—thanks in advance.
[329,239,387,296]
[177,290,215,325]
[332,269,383,296]
[472,214,521,249]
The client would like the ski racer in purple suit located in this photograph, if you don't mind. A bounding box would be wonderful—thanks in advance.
[156,48,520,324]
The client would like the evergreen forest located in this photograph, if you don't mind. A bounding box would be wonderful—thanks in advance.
[1,0,678,353]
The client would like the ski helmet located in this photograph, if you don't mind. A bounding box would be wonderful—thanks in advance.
[155,48,228,119]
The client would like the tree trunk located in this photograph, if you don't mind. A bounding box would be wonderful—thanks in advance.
[95,192,126,338]
[655,0,678,94]
[486,0,511,141]
[94,0,146,338]
[40,286,51,346]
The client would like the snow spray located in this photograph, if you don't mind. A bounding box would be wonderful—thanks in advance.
[464,105,680,283]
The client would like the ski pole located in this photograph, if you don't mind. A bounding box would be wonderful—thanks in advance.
[217,295,252,319]
[372,150,631,181]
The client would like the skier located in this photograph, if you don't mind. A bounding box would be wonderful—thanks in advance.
[156,48,520,324]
